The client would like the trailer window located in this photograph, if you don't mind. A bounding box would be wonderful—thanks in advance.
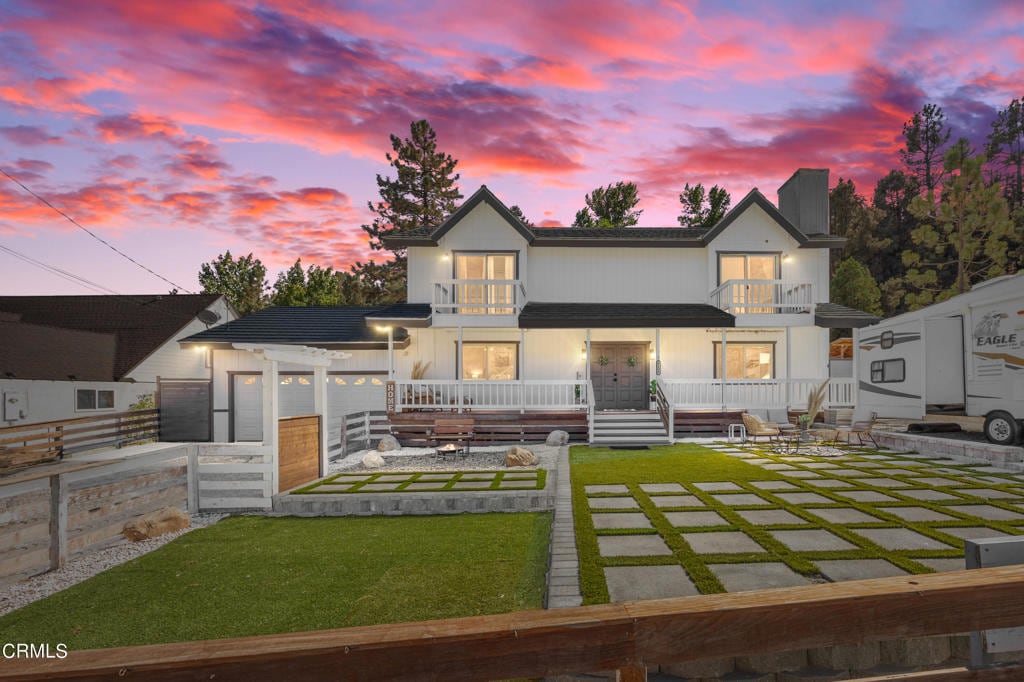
[870,359,905,383]
[880,331,894,349]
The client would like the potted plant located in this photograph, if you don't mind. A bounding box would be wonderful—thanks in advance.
[800,378,830,439]
[649,380,658,408]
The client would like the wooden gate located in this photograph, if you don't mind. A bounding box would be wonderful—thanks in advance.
[158,380,211,442]
[278,415,321,492]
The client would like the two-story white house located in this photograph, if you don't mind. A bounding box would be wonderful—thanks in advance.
[182,168,879,448]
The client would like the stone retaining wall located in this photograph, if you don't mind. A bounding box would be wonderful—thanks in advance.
[273,488,555,516]
[874,431,1024,471]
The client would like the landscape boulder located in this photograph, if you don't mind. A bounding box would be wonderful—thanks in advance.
[123,507,190,542]
[546,430,570,446]
[505,446,538,467]
[376,435,400,452]
[362,452,386,468]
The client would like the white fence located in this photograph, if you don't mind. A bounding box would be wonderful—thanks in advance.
[708,279,814,314]
[432,279,526,315]
[191,443,273,512]
[659,378,856,409]
[392,380,592,413]
[339,411,390,455]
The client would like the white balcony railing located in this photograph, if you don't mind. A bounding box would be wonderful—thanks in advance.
[658,378,856,409]
[432,279,526,315]
[709,279,813,314]
[393,379,591,413]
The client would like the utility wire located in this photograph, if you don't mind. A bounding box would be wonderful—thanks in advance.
[0,242,120,294]
[1,168,194,294]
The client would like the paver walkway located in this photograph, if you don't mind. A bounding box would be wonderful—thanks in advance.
[574,442,1024,604]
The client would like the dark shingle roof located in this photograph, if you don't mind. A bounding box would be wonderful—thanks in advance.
[0,321,116,381]
[814,303,882,329]
[0,294,223,379]
[519,303,735,329]
[363,303,432,328]
[180,306,410,349]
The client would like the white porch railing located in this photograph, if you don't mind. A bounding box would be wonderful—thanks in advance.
[432,279,526,315]
[394,380,591,412]
[659,378,856,409]
[708,279,813,314]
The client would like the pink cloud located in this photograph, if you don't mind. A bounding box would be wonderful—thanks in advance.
[0,125,64,146]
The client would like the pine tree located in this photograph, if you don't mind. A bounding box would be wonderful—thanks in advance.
[899,147,1014,309]
[508,205,533,227]
[831,258,882,316]
[900,103,951,194]
[987,97,1024,210]
[828,179,884,278]
[573,181,642,227]
[677,183,731,227]
[197,251,268,315]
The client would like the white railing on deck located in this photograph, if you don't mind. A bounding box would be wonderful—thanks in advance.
[659,378,856,409]
[395,380,591,412]
[432,279,525,315]
[708,279,813,314]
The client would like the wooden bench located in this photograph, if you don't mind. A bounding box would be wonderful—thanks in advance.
[430,418,476,453]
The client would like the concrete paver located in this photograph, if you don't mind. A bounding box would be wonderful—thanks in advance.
[785,470,822,478]
[735,508,809,525]
[817,559,908,582]
[663,511,729,527]
[404,482,448,491]
[710,493,771,506]
[649,494,704,507]
[747,480,799,490]
[597,534,673,557]
[850,478,913,488]
[709,563,812,591]
[807,507,882,524]
[838,490,899,503]
[375,474,413,482]
[877,506,958,522]
[588,496,640,509]
[683,531,764,553]
[604,565,699,602]
[591,512,653,529]
[959,488,1023,500]
[359,483,402,491]
[639,483,686,493]
[937,527,1009,541]
[586,484,630,494]
[769,529,857,551]
[916,558,966,572]
[896,489,961,501]
[806,478,855,489]
[693,481,743,491]
[851,528,952,550]
[774,492,833,505]
[943,504,1024,521]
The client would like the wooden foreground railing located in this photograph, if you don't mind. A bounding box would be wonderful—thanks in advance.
[0,409,159,469]
[3,566,1024,681]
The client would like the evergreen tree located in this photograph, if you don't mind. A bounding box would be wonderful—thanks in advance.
[872,170,920,314]
[899,147,1014,308]
[338,260,406,305]
[677,183,731,227]
[831,258,882,316]
[508,205,534,227]
[573,181,642,227]
[270,259,341,307]
[986,96,1024,210]
[900,103,951,194]
[197,251,268,315]
[828,179,884,277]
[362,119,461,253]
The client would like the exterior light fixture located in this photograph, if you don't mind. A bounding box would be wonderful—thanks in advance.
[580,348,587,360]
[649,350,656,359]
[375,325,393,332]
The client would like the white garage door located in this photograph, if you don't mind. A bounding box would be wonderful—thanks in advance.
[233,374,385,444]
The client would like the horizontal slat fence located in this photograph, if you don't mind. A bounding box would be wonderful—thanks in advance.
[387,410,589,448]
[0,409,159,469]
[3,566,1024,681]
[339,411,390,456]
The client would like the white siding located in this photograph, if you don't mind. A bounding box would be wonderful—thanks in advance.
[0,379,152,426]
[127,297,237,382]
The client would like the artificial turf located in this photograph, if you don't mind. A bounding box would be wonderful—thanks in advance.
[570,442,1024,604]
[0,513,551,649]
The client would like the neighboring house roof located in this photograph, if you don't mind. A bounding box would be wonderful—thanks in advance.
[0,320,116,381]
[814,303,882,329]
[363,303,433,328]
[180,306,411,350]
[383,185,846,250]
[518,303,736,329]
[0,294,224,380]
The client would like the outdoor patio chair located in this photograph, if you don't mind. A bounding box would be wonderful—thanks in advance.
[741,413,780,443]
[811,408,854,443]
[766,408,798,432]
[835,412,878,447]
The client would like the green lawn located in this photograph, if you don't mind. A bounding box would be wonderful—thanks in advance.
[0,513,551,649]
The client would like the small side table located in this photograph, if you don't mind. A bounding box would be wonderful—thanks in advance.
[728,423,746,443]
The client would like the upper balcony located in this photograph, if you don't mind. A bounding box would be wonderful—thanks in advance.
[431,279,526,327]
[709,279,814,325]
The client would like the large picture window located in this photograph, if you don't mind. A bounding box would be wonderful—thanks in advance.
[76,388,115,411]
[870,359,905,383]
[718,253,780,313]
[713,342,775,379]
[461,343,518,380]
[455,253,516,314]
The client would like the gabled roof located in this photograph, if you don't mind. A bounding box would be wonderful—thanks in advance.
[383,185,844,249]
[0,320,116,381]
[0,294,224,380]
[519,303,735,329]
[180,306,410,350]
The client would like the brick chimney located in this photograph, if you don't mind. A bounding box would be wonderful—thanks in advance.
[777,168,829,235]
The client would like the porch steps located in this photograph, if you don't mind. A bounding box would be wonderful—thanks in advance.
[591,411,670,447]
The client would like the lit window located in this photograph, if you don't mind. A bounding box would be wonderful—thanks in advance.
[713,342,774,379]
[280,377,293,385]
[354,377,366,385]
[333,377,346,385]
[455,253,516,314]
[298,377,310,385]
[462,343,517,380]
[371,377,384,385]
[243,377,257,385]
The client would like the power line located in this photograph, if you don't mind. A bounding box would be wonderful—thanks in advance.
[0,242,120,294]
[1,168,195,293]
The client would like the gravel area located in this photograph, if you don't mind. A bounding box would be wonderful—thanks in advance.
[0,512,227,618]
[329,443,559,473]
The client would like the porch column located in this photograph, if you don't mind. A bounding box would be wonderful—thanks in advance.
[386,326,395,380]
[585,329,591,381]
[919,317,928,418]
[457,326,464,414]
[519,328,526,413]
[261,357,280,495]
[785,326,792,408]
[720,329,727,410]
[852,326,860,413]
[655,328,662,376]
[314,365,328,477]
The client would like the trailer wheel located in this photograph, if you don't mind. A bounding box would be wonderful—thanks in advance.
[984,411,1021,445]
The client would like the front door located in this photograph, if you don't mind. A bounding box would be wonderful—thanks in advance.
[591,343,649,410]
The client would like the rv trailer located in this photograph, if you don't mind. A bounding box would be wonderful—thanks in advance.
[855,273,1024,445]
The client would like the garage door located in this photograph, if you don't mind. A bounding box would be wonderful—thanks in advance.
[233,374,385,444]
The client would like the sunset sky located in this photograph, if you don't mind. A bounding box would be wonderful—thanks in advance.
[1,0,1022,295]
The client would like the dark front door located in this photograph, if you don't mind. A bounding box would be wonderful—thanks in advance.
[158,380,211,442]
[591,343,649,410]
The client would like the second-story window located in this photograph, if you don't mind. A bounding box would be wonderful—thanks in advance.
[718,253,780,313]
[455,253,515,314]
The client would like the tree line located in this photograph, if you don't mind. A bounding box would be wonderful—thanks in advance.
[199,99,1024,317]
